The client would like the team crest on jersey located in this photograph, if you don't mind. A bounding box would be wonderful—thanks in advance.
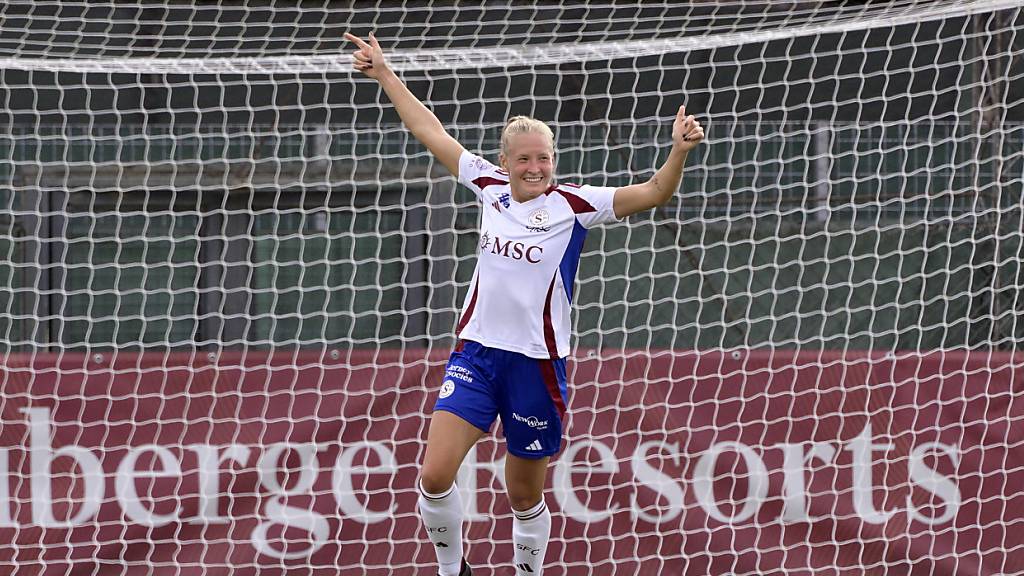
[526,209,551,232]
[528,209,549,226]
[498,192,511,209]
[439,379,455,399]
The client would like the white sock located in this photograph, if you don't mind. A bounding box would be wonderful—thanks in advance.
[418,480,465,576]
[512,499,550,575]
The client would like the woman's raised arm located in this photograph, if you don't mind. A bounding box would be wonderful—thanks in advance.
[345,32,465,177]
[613,105,704,218]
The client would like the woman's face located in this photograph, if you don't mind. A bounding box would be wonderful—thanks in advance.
[500,132,555,202]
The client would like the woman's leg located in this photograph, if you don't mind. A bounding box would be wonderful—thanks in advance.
[505,453,552,575]
[419,411,485,576]
[421,410,485,493]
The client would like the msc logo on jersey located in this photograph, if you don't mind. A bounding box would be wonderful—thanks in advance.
[481,231,543,263]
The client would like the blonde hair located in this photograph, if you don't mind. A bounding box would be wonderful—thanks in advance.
[500,116,555,155]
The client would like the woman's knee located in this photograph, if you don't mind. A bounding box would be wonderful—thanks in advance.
[506,486,544,512]
[418,411,484,495]
[418,465,457,496]
[504,454,549,512]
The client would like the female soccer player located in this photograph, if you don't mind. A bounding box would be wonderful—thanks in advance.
[345,32,704,576]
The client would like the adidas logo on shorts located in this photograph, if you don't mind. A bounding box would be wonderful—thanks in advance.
[524,439,543,452]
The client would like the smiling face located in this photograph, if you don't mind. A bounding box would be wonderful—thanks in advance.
[500,131,555,203]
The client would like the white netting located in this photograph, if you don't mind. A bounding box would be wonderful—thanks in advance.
[0,2,1022,575]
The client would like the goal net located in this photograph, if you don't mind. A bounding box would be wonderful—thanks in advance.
[1,1,1022,574]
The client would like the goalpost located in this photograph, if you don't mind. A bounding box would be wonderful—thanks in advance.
[0,1,1022,574]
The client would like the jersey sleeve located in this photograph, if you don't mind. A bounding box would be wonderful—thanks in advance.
[557,183,623,229]
[458,150,503,201]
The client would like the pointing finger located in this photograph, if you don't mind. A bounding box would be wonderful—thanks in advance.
[343,33,371,51]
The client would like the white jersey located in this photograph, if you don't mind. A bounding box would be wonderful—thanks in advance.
[455,150,621,359]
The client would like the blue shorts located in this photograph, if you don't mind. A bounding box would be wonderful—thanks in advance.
[433,340,568,459]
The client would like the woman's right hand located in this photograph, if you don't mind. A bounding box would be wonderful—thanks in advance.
[344,32,390,80]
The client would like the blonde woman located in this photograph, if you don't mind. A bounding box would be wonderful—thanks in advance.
[345,33,704,576]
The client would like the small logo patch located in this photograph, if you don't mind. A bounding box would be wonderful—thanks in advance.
[439,379,456,399]
[528,209,550,226]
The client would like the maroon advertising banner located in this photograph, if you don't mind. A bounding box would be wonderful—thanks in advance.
[0,349,1021,575]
